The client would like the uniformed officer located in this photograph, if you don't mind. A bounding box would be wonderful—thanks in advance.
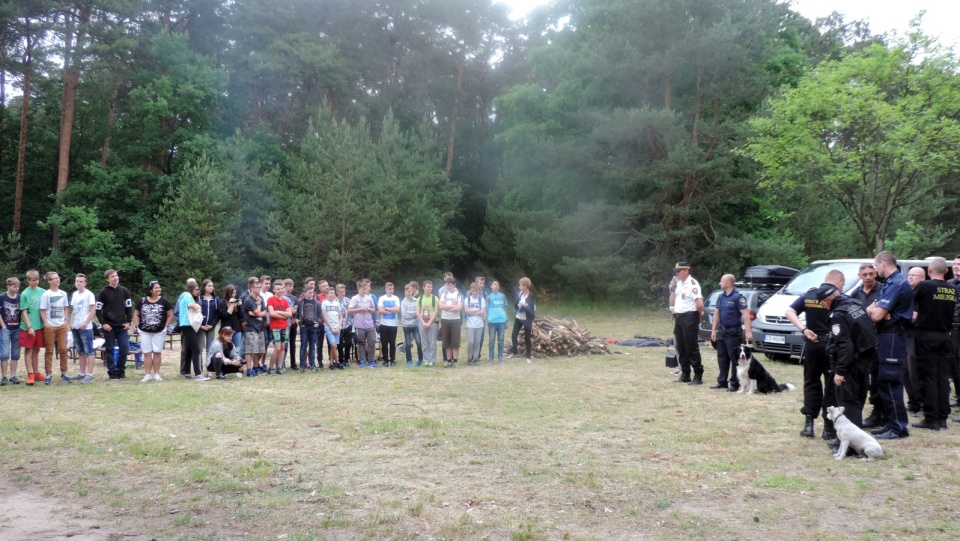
[904,267,927,415]
[785,269,843,440]
[669,262,704,385]
[818,282,877,430]
[911,257,956,430]
[866,251,914,440]
[710,274,752,391]
[949,256,960,418]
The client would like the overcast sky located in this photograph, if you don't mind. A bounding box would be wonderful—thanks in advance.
[496,0,960,48]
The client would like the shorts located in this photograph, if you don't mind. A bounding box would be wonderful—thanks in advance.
[139,330,166,353]
[271,328,288,344]
[324,328,340,345]
[244,330,265,354]
[1,327,20,360]
[440,319,462,349]
[72,329,95,356]
[20,329,45,349]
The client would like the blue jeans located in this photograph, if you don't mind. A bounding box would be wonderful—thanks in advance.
[488,322,505,360]
[72,329,94,356]
[232,330,244,358]
[299,325,318,368]
[402,326,422,362]
[0,327,20,360]
[103,326,130,378]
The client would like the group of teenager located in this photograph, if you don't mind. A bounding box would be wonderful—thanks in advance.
[0,268,538,385]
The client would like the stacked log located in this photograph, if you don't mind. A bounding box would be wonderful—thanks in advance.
[507,315,611,358]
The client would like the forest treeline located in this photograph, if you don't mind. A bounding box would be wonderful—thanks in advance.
[2,0,959,301]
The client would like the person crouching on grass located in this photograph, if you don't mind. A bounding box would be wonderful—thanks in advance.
[207,327,244,379]
[266,281,292,375]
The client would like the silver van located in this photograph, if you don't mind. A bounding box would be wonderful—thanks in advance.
[751,258,939,361]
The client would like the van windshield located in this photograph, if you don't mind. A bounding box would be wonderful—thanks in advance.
[782,262,863,295]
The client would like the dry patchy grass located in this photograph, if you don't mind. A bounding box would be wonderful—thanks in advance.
[1,310,959,540]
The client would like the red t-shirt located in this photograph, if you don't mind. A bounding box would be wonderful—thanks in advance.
[267,296,290,330]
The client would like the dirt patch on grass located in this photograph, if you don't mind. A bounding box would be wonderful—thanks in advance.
[0,472,155,541]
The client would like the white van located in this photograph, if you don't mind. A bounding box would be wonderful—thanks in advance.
[751,258,940,361]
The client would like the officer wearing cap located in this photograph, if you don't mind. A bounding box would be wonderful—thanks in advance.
[819,282,877,430]
[785,269,843,440]
[866,250,914,440]
[669,262,704,385]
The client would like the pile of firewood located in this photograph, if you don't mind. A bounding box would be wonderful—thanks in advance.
[507,316,611,358]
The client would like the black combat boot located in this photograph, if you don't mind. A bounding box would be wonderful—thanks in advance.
[821,416,837,441]
[862,410,884,429]
[800,416,815,438]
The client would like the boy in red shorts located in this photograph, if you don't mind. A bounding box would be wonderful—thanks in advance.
[19,270,46,385]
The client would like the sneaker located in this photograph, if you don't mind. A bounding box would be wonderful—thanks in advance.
[267,369,275,375]
[368,361,379,368]
[141,374,153,382]
[26,373,35,386]
[245,369,256,377]
[34,372,46,382]
[359,361,367,368]
[235,372,243,378]
[80,375,93,384]
[195,375,210,381]
[153,374,163,381]
[10,376,21,384]
[216,374,227,380]
[44,373,53,385]
[0,377,7,386]
[182,374,193,379]
[505,353,514,359]
[415,360,422,367]
[526,358,532,363]
[498,358,503,364]
[407,360,413,367]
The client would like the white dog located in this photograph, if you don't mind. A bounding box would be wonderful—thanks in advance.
[826,406,883,460]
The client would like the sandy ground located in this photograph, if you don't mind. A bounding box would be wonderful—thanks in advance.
[0,473,156,541]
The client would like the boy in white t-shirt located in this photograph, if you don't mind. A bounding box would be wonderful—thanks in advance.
[39,272,73,382]
[377,282,400,366]
[438,277,463,367]
[464,283,486,365]
[69,274,97,384]
[321,286,343,368]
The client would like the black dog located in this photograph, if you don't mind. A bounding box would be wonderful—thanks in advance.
[736,345,795,394]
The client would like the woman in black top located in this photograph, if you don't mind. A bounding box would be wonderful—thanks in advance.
[219,284,244,355]
[510,277,536,363]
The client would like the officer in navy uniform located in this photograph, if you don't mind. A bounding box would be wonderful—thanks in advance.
[669,262,704,385]
[785,269,844,440]
[818,282,877,430]
[866,251,914,440]
[910,257,957,430]
[710,274,752,391]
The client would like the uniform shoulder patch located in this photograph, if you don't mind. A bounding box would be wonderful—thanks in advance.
[832,324,841,336]
[692,287,699,295]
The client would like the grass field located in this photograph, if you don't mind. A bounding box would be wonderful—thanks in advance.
[1,308,958,540]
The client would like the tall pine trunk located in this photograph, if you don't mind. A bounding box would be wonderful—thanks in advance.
[445,56,465,183]
[14,20,34,234]
[53,3,92,249]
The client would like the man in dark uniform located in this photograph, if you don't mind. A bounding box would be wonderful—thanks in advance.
[904,267,927,414]
[710,274,753,391]
[866,251,914,440]
[785,269,843,440]
[911,257,956,430]
[669,262,704,385]
[950,256,960,416]
[818,282,877,430]
[849,263,883,425]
